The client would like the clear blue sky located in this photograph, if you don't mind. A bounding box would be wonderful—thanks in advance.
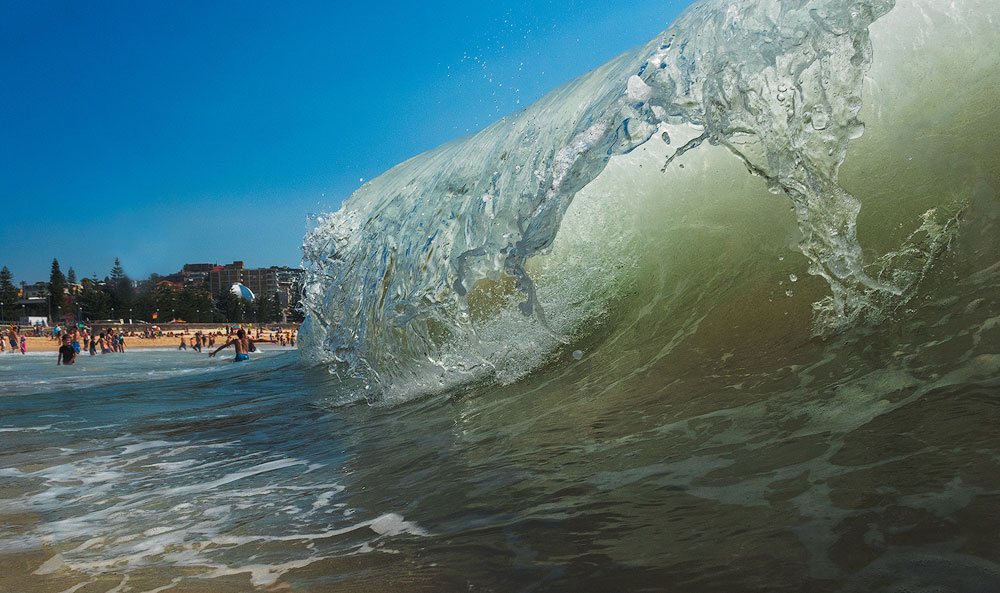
[0,0,691,283]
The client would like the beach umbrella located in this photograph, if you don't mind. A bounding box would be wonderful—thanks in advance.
[230,283,255,302]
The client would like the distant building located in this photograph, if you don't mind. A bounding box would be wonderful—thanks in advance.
[181,263,215,287]
[20,281,49,299]
[209,261,246,297]
[207,261,304,303]
[16,282,50,323]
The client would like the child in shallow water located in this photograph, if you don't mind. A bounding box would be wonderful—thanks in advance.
[19,336,26,354]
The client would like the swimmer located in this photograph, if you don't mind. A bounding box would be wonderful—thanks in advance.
[57,335,76,365]
[209,328,268,362]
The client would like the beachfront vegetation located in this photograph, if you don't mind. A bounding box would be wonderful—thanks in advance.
[2,258,301,325]
[0,267,17,322]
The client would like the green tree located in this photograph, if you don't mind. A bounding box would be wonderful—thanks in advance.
[175,285,213,322]
[252,294,282,323]
[49,258,68,321]
[67,267,77,286]
[0,266,17,323]
[77,278,111,321]
[109,257,135,311]
[216,290,244,323]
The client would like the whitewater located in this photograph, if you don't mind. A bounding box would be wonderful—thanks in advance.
[3,0,999,591]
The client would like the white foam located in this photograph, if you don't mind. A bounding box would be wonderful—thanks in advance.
[311,490,338,511]
[121,440,184,455]
[369,513,429,537]
[0,424,52,433]
[34,553,66,575]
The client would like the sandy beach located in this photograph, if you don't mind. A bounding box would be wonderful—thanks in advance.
[9,327,297,353]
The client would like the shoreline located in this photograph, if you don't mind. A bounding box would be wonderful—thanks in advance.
[8,327,298,354]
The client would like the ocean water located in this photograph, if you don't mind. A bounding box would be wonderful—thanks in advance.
[3,0,1000,591]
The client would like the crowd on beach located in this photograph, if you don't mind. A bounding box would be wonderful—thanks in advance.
[3,322,297,365]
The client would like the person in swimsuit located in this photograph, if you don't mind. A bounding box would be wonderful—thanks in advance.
[208,328,264,362]
[57,335,76,365]
[70,328,82,355]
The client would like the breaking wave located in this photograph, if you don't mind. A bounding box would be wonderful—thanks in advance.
[301,0,1000,401]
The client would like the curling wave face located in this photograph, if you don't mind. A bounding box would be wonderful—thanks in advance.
[301,0,1000,401]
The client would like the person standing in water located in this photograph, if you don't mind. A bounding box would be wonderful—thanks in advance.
[208,328,264,362]
[57,335,76,365]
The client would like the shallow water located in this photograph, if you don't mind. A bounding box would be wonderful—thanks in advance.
[2,294,999,593]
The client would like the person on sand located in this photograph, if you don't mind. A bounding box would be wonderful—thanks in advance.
[208,328,265,362]
[57,335,76,366]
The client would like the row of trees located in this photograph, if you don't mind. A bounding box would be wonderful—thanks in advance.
[1,258,302,325]
[0,266,18,323]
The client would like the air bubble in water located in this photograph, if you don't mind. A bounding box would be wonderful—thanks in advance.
[810,108,829,130]
[572,350,584,360]
[789,274,798,282]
